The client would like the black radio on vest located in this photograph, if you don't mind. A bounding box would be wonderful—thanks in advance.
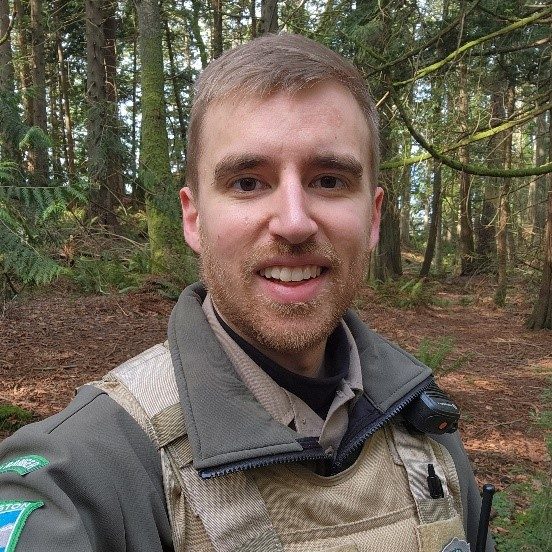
[402,382,460,435]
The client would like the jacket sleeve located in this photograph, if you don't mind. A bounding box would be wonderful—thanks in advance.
[433,431,495,552]
[0,386,173,552]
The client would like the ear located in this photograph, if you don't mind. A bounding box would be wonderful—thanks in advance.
[180,187,201,254]
[368,186,384,252]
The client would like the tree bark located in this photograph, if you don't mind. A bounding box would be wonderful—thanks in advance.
[372,119,402,281]
[135,0,195,278]
[211,0,222,58]
[259,0,278,34]
[0,0,21,163]
[526,174,552,329]
[164,12,187,163]
[86,0,121,227]
[15,0,33,128]
[54,0,76,183]
[420,158,442,277]
[494,82,515,306]
[28,0,49,185]
[189,0,207,68]
[475,89,504,272]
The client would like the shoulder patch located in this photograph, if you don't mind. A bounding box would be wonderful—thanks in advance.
[0,501,43,552]
[440,537,471,552]
[0,456,49,476]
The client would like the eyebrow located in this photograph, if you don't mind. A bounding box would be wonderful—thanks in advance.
[308,154,364,180]
[213,154,270,182]
[212,152,364,182]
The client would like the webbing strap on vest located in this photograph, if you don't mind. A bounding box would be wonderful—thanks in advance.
[91,343,284,552]
[179,465,284,552]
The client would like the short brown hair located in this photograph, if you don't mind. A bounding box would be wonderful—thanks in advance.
[185,33,379,195]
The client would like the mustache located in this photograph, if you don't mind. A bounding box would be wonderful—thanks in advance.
[244,239,341,271]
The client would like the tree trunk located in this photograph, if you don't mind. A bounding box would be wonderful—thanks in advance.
[189,0,207,68]
[135,0,195,279]
[475,89,504,272]
[494,82,515,307]
[103,1,123,210]
[86,0,121,227]
[55,1,76,183]
[372,120,402,281]
[527,112,548,244]
[259,0,278,34]
[0,0,21,164]
[28,0,49,186]
[250,0,257,37]
[458,63,476,275]
[420,159,442,277]
[164,13,187,167]
[526,175,552,329]
[399,132,411,247]
[211,0,222,58]
[49,79,63,183]
[15,0,33,128]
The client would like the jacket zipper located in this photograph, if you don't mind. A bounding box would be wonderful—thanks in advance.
[332,375,434,471]
[201,375,434,479]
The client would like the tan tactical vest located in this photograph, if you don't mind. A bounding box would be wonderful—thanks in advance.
[92,343,468,552]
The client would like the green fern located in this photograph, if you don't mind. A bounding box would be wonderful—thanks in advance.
[0,163,87,286]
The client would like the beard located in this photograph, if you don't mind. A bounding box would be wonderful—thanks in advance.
[199,233,368,355]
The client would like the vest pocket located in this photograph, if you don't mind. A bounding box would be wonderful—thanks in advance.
[416,514,466,552]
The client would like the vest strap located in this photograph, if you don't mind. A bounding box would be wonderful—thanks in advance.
[178,465,285,552]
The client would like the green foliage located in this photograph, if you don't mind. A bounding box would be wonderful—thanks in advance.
[71,248,150,294]
[493,380,552,550]
[0,404,34,432]
[373,278,438,309]
[415,336,465,375]
[0,163,87,286]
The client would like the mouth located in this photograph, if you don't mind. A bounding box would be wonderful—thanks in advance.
[258,265,325,282]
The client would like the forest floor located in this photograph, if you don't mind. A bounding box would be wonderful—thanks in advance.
[1,275,550,523]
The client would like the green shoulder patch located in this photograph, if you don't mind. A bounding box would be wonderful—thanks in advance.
[0,456,49,476]
[0,500,44,552]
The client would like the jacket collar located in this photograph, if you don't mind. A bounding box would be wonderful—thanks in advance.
[168,283,431,473]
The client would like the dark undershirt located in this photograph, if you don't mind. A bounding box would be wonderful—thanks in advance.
[213,308,350,419]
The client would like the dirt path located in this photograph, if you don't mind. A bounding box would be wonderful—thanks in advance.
[1,279,551,500]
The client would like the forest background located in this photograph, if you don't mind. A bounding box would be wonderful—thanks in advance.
[0,0,551,549]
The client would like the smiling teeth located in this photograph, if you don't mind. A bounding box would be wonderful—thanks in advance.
[260,265,322,282]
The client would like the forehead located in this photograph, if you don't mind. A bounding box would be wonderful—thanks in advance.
[198,82,372,173]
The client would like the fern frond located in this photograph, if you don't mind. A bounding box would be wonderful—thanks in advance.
[18,126,51,151]
[0,224,64,284]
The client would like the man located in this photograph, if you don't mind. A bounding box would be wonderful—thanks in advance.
[0,34,492,551]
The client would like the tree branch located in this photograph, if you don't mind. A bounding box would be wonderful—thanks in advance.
[387,82,552,177]
[381,100,552,170]
[394,6,552,87]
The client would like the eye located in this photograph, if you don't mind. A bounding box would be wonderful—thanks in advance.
[312,176,346,189]
[231,177,263,192]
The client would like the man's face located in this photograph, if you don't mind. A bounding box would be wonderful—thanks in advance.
[181,82,383,370]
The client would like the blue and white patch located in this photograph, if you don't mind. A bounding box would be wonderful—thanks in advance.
[0,501,43,552]
[0,456,49,476]
[440,537,471,552]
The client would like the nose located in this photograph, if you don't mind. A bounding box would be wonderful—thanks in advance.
[268,179,318,244]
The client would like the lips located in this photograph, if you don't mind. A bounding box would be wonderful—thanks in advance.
[259,265,323,282]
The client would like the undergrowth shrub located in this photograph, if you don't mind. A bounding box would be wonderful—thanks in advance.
[373,278,439,309]
[0,404,34,433]
[415,336,467,375]
[492,379,552,550]
[71,247,151,294]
